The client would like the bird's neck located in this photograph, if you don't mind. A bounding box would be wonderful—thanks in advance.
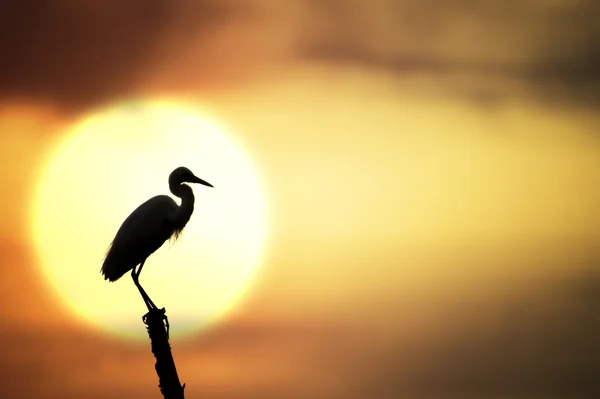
[169,182,195,229]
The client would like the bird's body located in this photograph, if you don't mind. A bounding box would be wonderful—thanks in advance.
[101,166,213,310]
[101,195,180,282]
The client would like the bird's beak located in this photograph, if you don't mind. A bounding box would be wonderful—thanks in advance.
[191,175,214,188]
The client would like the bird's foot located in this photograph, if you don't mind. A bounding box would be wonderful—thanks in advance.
[141,305,160,323]
[162,310,170,339]
[141,307,169,338]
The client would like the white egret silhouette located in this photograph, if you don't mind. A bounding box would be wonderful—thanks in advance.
[101,166,213,311]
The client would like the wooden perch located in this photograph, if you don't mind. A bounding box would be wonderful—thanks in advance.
[143,308,186,399]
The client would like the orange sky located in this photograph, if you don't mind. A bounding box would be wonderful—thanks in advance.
[1,1,600,398]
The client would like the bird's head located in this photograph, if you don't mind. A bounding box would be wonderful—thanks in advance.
[169,166,213,188]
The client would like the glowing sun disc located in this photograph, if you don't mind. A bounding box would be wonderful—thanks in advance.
[30,99,268,341]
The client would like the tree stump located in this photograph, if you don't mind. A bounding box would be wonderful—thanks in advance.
[142,308,185,399]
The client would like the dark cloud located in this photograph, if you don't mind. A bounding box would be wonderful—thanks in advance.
[2,236,598,398]
[363,260,600,398]
[295,0,600,107]
[3,0,598,113]
[2,268,600,399]
[0,0,231,113]
[0,325,157,399]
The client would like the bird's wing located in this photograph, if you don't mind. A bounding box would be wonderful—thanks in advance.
[116,195,178,242]
[106,195,179,260]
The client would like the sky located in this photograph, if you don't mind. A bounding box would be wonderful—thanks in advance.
[1,1,600,398]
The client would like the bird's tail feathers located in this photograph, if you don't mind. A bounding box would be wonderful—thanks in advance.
[101,248,129,282]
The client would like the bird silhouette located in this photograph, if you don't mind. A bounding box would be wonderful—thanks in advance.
[101,166,213,311]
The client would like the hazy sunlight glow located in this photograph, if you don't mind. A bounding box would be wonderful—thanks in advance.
[30,99,268,341]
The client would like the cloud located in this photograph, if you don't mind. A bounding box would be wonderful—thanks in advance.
[361,257,600,398]
[3,0,598,113]
[0,324,160,399]
[2,259,600,399]
[0,0,233,112]
[292,0,600,107]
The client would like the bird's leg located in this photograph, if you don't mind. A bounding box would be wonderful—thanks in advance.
[131,261,157,311]
[131,267,152,311]
[133,273,156,311]
[136,261,158,310]
[137,281,157,311]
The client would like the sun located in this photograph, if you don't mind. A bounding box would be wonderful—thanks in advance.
[30,99,268,342]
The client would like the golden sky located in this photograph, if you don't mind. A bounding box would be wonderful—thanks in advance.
[1,1,600,398]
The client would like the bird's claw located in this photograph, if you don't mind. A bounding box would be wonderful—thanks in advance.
[141,307,169,339]
[162,309,170,339]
